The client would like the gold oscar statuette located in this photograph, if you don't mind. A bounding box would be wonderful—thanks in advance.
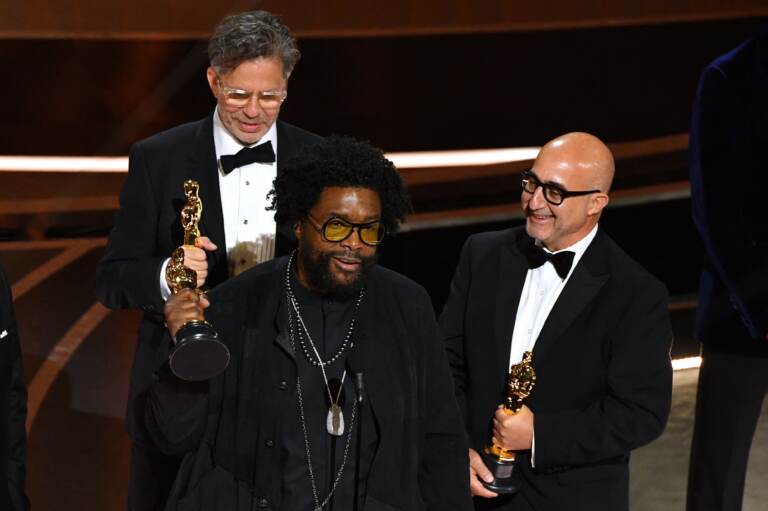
[481,350,536,494]
[166,180,230,381]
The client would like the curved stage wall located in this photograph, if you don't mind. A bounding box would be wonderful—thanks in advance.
[0,11,766,508]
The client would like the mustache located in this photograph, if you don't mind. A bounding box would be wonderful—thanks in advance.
[330,250,365,263]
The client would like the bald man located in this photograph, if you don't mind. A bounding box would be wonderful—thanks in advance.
[439,132,673,511]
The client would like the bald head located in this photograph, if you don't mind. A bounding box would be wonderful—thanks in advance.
[522,132,613,251]
[535,132,615,193]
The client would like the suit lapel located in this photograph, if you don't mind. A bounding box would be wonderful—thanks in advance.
[494,232,529,381]
[275,122,303,256]
[275,121,296,174]
[257,257,292,358]
[532,230,609,365]
[187,114,227,277]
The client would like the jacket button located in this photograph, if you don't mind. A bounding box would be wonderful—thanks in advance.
[265,439,274,448]
[278,381,288,390]
[257,497,269,508]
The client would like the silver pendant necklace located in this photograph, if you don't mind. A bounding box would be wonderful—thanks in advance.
[326,385,346,436]
[284,256,358,510]
[285,252,364,436]
[290,295,348,436]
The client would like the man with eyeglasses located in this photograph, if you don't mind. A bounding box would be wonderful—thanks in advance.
[96,10,320,511]
[440,132,673,511]
[146,136,473,511]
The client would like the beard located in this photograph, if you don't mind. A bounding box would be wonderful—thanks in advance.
[298,245,377,301]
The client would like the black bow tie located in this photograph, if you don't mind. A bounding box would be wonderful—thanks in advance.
[524,240,575,280]
[219,141,275,175]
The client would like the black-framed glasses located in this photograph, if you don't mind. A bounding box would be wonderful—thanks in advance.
[306,214,386,246]
[521,170,601,206]
[216,77,287,110]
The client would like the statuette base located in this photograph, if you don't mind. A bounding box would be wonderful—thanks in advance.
[170,320,230,381]
[481,448,520,495]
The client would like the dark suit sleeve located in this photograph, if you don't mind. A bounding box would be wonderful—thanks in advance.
[144,299,228,456]
[144,366,209,457]
[1,270,30,511]
[438,236,475,420]
[416,288,473,511]
[96,142,167,314]
[689,64,768,338]
[533,281,673,469]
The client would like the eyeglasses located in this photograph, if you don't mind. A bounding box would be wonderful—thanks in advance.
[521,170,601,206]
[216,78,287,110]
[306,214,386,246]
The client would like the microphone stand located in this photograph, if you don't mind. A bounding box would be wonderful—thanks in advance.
[329,435,336,511]
[353,372,364,511]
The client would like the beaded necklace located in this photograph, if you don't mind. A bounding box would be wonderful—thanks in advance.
[284,252,361,509]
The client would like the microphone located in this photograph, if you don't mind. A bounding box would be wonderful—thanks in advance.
[347,348,366,404]
[347,347,368,511]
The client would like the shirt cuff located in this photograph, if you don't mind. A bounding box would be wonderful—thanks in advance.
[159,257,172,301]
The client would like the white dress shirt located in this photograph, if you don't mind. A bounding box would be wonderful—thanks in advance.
[159,108,280,299]
[213,107,279,276]
[507,224,598,464]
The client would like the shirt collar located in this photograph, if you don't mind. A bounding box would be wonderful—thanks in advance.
[542,224,597,273]
[541,224,598,275]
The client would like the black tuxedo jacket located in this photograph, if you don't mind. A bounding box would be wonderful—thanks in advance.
[689,30,768,347]
[0,267,29,511]
[95,114,321,438]
[145,257,473,511]
[439,227,672,511]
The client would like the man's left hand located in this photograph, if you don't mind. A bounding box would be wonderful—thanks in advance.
[492,404,534,451]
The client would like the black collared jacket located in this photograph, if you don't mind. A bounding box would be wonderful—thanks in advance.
[146,257,473,511]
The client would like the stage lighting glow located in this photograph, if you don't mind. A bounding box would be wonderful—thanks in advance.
[387,147,541,168]
[672,356,702,371]
[0,147,542,173]
[0,156,128,172]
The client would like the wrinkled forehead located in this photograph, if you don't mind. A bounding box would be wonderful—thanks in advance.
[531,149,600,189]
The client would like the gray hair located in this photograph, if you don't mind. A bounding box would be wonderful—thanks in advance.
[208,10,300,77]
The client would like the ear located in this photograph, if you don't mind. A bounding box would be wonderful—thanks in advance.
[206,67,219,97]
[587,193,610,216]
[293,220,303,240]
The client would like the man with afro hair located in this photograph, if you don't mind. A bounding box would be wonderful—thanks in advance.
[145,136,473,511]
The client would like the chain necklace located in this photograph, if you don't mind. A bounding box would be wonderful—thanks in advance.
[285,259,364,368]
[285,252,364,436]
[286,274,358,511]
[293,303,348,436]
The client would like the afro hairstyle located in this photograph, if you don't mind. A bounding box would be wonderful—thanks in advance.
[268,135,412,238]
